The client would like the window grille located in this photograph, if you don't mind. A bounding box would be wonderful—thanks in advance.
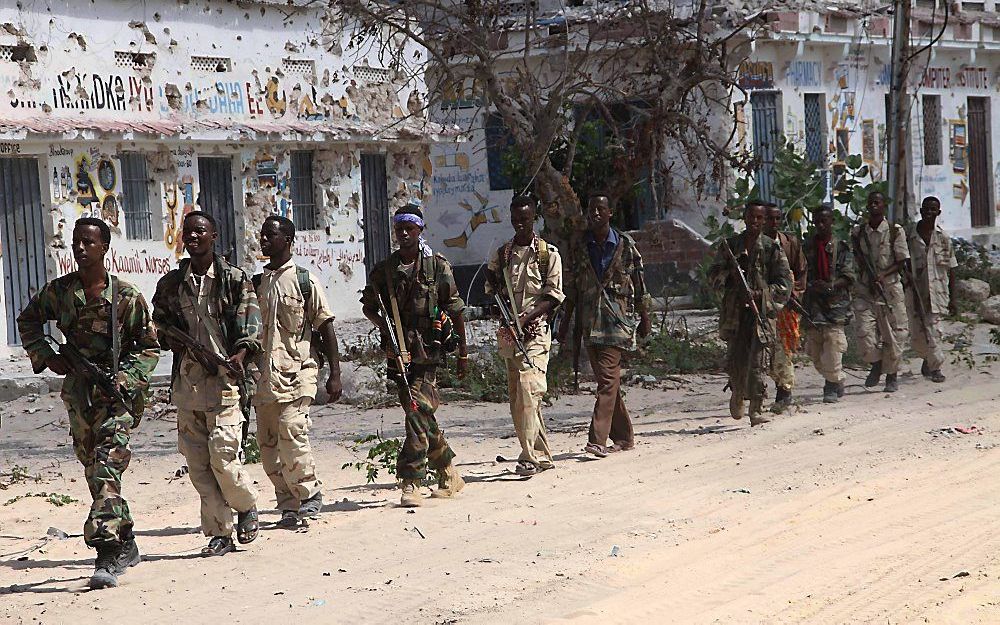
[352,65,390,84]
[282,58,315,77]
[923,95,942,166]
[115,50,154,69]
[191,55,231,73]
[119,153,154,240]
[290,151,318,231]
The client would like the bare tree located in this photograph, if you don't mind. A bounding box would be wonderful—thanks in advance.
[334,0,768,241]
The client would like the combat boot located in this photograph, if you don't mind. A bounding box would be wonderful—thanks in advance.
[771,387,792,413]
[748,396,769,426]
[865,362,882,387]
[729,394,744,420]
[884,373,898,393]
[400,480,422,507]
[115,538,140,576]
[89,546,120,590]
[431,466,465,499]
[822,381,839,403]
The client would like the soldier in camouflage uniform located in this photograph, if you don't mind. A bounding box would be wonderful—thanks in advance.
[708,203,792,426]
[802,205,856,403]
[361,204,468,507]
[17,217,160,590]
[152,211,260,556]
[558,195,652,457]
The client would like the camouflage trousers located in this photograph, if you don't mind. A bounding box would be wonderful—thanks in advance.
[908,308,945,371]
[66,399,134,549]
[394,364,455,480]
[768,333,795,390]
[504,334,554,468]
[177,405,258,537]
[724,310,770,407]
[255,397,322,511]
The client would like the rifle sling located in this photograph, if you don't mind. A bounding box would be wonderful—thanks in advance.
[383,260,411,363]
[501,256,523,334]
[110,275,120,381]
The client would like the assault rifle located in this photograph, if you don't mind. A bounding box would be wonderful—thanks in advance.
[493,292,542,372]
[785,296,818,329]
[47,336,140,426]
[720,237,771,341]
[902,262,934,346]
[851,233,891,308]
[375,290,417,413]
[160,324,243,378]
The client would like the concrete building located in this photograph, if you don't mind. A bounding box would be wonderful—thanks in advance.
[424,1,1000,299]
[744,2,1000,243]
[0,0,439,350]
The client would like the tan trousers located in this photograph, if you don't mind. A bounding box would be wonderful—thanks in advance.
[769,334,795,390]
[908,309,945,371]
[504,334,554,468]
[587,345,633,447]
[804,326,848,384]
[177,405,257,537]
[255,397,322,511]
[853,295,909,374]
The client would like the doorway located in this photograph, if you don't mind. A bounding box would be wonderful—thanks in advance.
[967,97,993,228]
[750,91,781,204]
[0,157,48,345]
[196,156,238,263]
[360,153,390,276]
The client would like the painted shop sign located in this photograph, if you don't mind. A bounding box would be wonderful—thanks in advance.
[738,62,774,90]
[0,143,20,155]
[920,67,990,90]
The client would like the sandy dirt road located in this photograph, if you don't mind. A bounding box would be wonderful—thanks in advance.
[1,357,999,624]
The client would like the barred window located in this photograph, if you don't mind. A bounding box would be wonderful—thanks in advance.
[119,153,153,240]
[923,95,942,165]
[290,151,317,231]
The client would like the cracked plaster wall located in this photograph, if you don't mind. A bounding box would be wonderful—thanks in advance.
[0,0,432,347]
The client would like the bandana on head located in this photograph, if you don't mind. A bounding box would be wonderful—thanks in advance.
[392,213,425,228]
[392,212,433,257]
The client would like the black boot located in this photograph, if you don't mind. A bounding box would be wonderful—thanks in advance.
[865,362,882,387]
[115,538,140,576]
[823,381,839,403]
[884,373,899,393]
[89,545,121,589]
[771,387,792,413]
[921,360,930,377]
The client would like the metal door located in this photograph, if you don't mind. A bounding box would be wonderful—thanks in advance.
[968,97,992,228]
[196,157,238,263]
[750,91,780,203]
[0,158,48,345]
[803,93,826,166]
[360,153,390,276]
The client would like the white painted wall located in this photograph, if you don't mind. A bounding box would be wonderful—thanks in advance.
[0,0,432,350]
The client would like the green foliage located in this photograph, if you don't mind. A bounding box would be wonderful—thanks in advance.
[242,434,261,465]
[832,155,887,239]
[771,137,826,236]
[0,465,41,490]
[438,345,510,403]
[342,429,403,484]
[953,237,999,301]
[629,320,725,376]
[500,118,640,228]
[4,492,78,507]
[693,213,738,309]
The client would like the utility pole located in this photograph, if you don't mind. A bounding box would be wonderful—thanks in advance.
[886,0,912,223]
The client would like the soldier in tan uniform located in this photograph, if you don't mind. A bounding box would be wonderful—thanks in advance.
[254,215,343,527]
[485,196,564,476]
[905,196,957,383]
[763,203,807,412]
[851,191,910,393]
[153,211,260,556]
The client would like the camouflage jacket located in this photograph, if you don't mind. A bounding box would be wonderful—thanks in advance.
[151,256,262,385]
[564,229,651,351]
[802,235,855,326]
[16,272,160,406]
[360,251,465,366]
[708,233,792,340]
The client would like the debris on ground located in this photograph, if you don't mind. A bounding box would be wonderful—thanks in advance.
[928,425,982,437]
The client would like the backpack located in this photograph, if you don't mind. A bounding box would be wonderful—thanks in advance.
[252,266,329,368]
